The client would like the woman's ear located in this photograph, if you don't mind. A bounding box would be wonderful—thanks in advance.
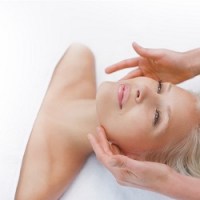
[109,143,123,155]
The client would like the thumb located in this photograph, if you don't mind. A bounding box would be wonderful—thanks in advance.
[132,42,161,59]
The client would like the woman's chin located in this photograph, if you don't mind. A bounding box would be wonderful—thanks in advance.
[96,81,114,117]
[96,81,113,96]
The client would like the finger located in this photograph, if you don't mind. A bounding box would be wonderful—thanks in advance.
[97,128,123,155]
[88,133,116,168]
[119,68,143,80]
[121,156,144,172]
[105,57,140,74]
[88,133,105,157]
[97,127,113,155]
[132,42,162,59]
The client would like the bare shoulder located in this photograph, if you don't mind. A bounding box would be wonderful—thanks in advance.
[44,43,96,105]
[15,43,97,199]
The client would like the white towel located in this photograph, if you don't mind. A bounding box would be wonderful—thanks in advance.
[61,155,173,200]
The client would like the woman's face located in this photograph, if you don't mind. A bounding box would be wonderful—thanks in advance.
[96,77,199,155]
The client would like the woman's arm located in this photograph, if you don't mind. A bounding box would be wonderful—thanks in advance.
[15,43,96,200]
[88,127,200,200]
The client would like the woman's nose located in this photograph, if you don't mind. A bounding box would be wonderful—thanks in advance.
[135,85,155,104]
[135,89,142,103]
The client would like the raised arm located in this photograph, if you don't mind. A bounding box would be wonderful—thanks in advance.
[15,44,96,200]
[88,127,200,200]
[106,42,200,84]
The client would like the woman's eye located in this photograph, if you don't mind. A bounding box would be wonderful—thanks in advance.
[157,81,162,93]
[153,109,160,126]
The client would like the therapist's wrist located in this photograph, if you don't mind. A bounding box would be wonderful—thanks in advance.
[161,169,200,200]
[162,169,184,199]
[155,168,185,200]
[152,166,175,198]
[151,166,189,199]
[184,48,200,78]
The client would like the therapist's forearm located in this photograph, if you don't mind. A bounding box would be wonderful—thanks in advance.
[162,170,200,200]
[184,48,200,77]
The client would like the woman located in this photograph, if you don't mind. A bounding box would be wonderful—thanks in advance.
[15,43,200,199]
[89,42,200,200]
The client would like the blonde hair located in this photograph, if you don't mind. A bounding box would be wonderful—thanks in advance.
[144,91,200,178]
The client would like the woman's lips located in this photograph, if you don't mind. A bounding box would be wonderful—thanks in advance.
[118,84,130,109]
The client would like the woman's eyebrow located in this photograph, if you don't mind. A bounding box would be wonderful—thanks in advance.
[160,83,172,134]
[164,83,172,132]
[162,105,171,134]
[166,105,171,129]
[153,83,172,135]
[154,105,171,136]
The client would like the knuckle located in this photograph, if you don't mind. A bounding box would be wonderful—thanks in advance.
[125,59,132,66]
[115,173,125,186]
[116,172,125,183]
[116,179,125,186]
[108,157,119,167]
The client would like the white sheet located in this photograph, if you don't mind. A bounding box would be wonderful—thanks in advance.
[1,1,200,199]
[61,155,172,200]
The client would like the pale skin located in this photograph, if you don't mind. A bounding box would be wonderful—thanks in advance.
[15,42,200,199]
[15,44,98,199]
[89,127,200,200]
[89,43,200,200]
[106,42,200,83]
[96,77,199,155]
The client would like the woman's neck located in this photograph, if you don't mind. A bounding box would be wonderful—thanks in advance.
[65,99,99,137]
[81,99,99,133]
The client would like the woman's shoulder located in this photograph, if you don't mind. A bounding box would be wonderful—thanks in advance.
[46,43,96,103]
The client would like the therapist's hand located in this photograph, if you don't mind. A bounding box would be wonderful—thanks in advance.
[88,127,173,193]
[106,42,194,84]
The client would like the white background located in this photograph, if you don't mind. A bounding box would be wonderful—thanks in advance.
[0,1,200,199]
